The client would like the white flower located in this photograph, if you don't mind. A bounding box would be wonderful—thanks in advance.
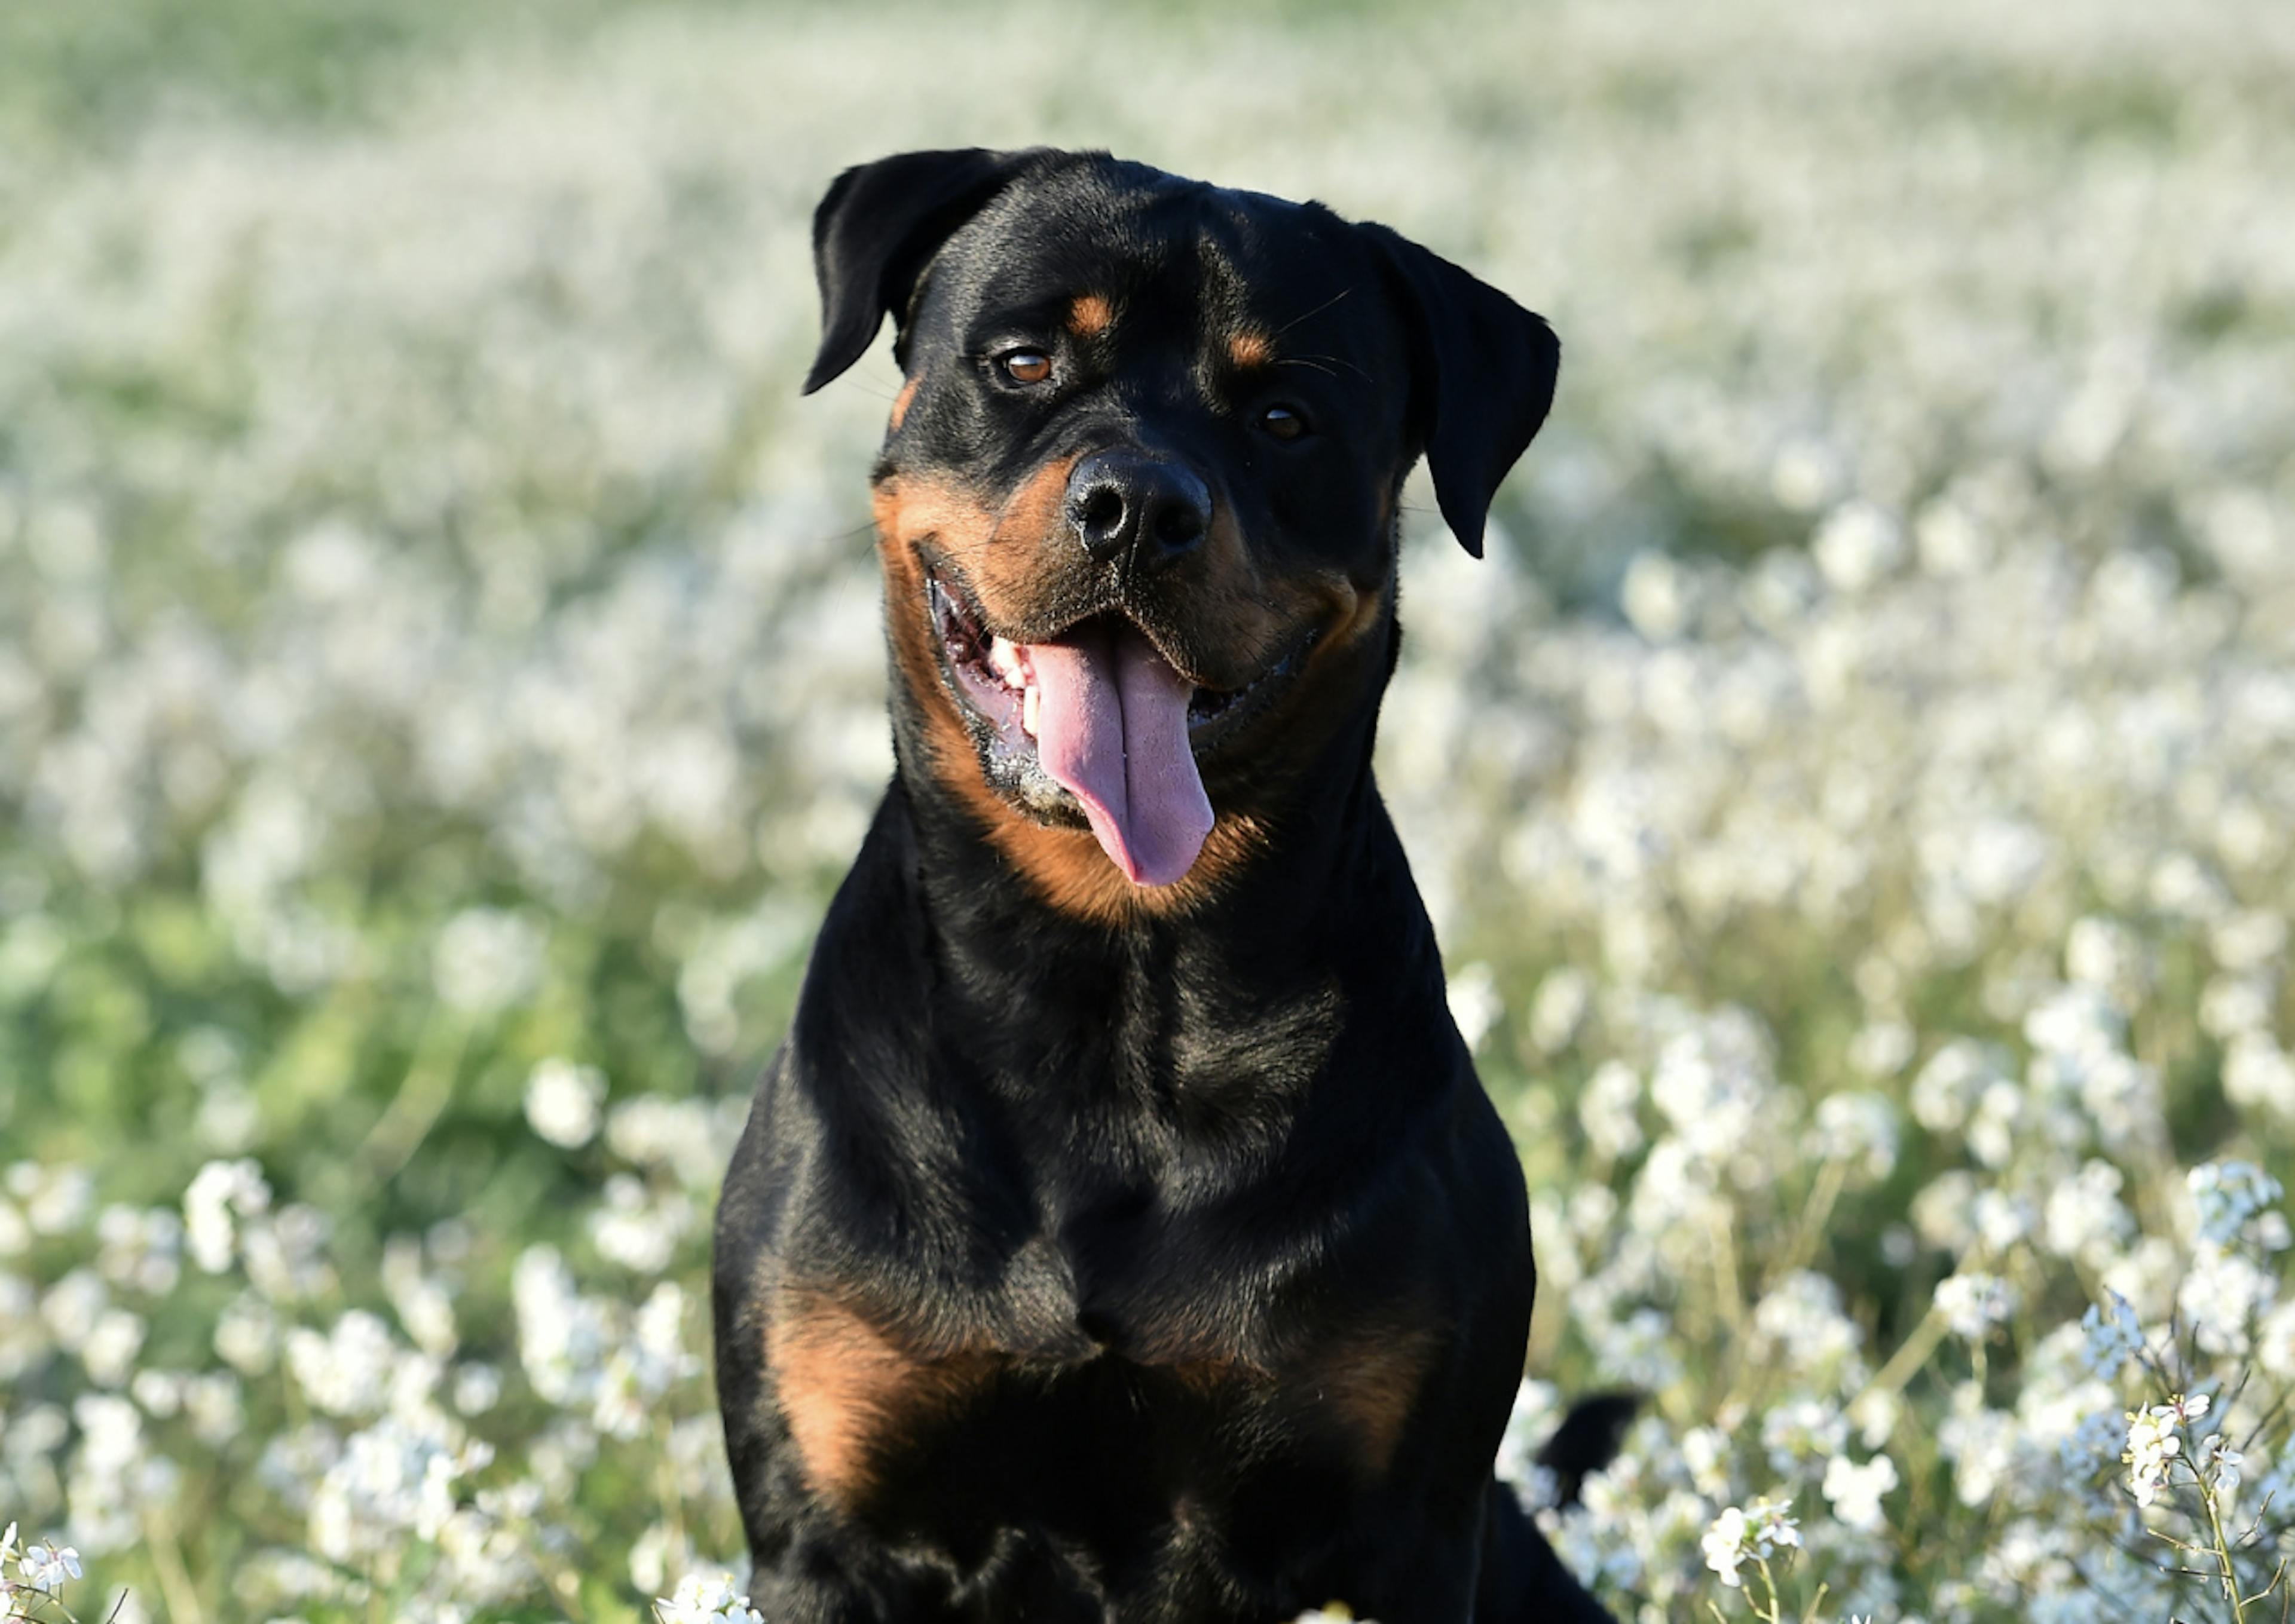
[19,1539,83,1589]
[2124,1407,2182,1507]
[18,1166,94,1236]
[432,907,544,1014]
[2044,1161,2132,1263]
[1933,1271,2018,1340]
[605,1098,723,1178]
[1445,961,1503,1052]
[2024,984,2126,1064]
[214,1293,280,1374]
[2079,1292,2146,1376]
[1821,1453,1901,1533]
[525,1058,608,1149]
[1812,500,1904,592]
[2180,1245,2276,1354]
[656,1570,764,1624]
[1751,1270,1864,1378]
[590,1175,693,1276]
[1527,967,1593,1055]
[2197,1433,2244,1495]
[2189,1160,2283,1248]
[1494,1380,1562,1506]
[1648,1016,1777,1164]
[2223,1032,2295,1119]
[2124,1395,2211,1509]
[1578,1059,1644,1159]
[1847,1018,1916,1081]
[1701,1506,1751,1588]
[1910,1039,2003,1133]
[1761,1398,1849,1474]
[183,1158,271,1274]
[630,1522,697,1598]
[452,1363,503,1416]
[284,1310,402,1418]
[308,1413,490,1565]
[1814,1092,1899,1179]
[1700,1496,1801,1588]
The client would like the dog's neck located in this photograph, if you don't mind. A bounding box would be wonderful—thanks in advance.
[901,701,1386,947]
[858,665,1456,1102]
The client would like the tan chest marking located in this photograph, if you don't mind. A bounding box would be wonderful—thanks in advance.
[1300,1320,1442,1477]
[766,1292,997,1512]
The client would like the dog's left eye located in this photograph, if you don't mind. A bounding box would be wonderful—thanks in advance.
[999,350,1054,385]
[1258,404,1309,442]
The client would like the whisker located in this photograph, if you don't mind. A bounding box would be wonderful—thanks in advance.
[1276,286,1354,336]
[1284,351,1371,382]
[816,517,882,547]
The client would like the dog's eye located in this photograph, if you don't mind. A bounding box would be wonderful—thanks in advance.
[999,350,1054,385]
[1259,404,1308,442]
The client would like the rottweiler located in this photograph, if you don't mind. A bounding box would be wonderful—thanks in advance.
[713,147,1623,1623]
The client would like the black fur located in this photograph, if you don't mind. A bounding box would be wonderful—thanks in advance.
[714,148,1615,1623]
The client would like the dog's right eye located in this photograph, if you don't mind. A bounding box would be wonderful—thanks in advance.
[998,350,1053,385]
[1258,403,1309,442]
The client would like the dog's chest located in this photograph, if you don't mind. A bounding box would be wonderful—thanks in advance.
[763,1239,1436,1543]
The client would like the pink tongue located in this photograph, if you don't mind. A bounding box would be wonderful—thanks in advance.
[1027,622,1214,887]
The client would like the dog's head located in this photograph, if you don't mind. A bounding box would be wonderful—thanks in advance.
[806,148,1558,913]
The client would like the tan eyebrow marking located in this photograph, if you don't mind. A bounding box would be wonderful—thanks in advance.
[888,375,920,431]
[1067,293,1115,338]
[1228,330,1274,369]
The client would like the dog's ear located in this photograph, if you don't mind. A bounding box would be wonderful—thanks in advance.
[1360,223,1560,557]
[803,148,1041,395]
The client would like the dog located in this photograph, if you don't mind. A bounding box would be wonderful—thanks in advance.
[713,146,1621,1623]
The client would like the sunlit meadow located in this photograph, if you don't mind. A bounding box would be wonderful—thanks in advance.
[4,2,2294,1620]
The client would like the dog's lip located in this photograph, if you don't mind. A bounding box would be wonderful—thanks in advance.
[1179,622,1317,748]
[917,546,1172,676]
[920,556,1312,746]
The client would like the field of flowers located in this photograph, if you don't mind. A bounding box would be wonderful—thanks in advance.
[4,1,2294,1620]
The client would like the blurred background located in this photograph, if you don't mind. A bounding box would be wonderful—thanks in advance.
[3,2,2293,1620]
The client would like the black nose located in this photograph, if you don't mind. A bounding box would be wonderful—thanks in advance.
[1065,451,1212,568]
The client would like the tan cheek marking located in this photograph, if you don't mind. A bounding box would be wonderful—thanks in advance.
[767,1292,996,1512]
[1228,330,1273,369]
[888,375,920,432]
[886,462,1076,620]
[979,455,1079,608]
[1316,573,1390,658]
[1169,505,1305,685]
[1306,1320,1440,1478]
[873,471,1278,926]
[874,486,992,794]
[1067,293,1115,338]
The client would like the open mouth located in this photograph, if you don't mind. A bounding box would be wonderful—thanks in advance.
[925,563,1311,887]
[929,567,1309,746]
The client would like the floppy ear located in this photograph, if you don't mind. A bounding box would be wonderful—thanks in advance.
[801,147,1043,395]
[1360,223,1561,557]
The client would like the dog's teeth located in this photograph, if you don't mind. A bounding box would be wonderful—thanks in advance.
[1023,683,1040,738]
[989,636,1026,686]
